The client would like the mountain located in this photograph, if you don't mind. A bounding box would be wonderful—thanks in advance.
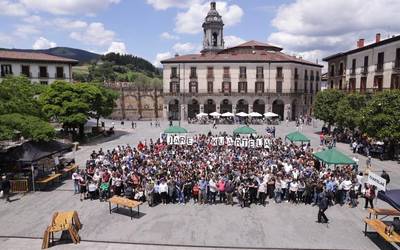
[0,47,100,64]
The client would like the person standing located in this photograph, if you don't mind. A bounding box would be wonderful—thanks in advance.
[317,191,329,223]
[381,170,390,186]
[364,184,376,209]
[72,170,80,194]
[0,175,11,203]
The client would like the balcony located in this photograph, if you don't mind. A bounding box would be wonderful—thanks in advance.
[163,88,308,97]
[38,71,49,78]
[170,74,179,79]
[393,62,400,73]
[189,74,197,79]
[304,75,309,81]
[310,75,315,81]
[1,71,13,77]
[256,74,264,80]
[375,64,384,74]
[55,73,66,79]
[316,76,320,81]
[361,67,368,75]
[206,73,214,80]
[276,73,284,80]
[223,74,231,80]
[350,69,356,76]
[239,74,247,80]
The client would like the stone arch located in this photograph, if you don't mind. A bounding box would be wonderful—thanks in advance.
[168,99,180,120]
[291,99,298,121]
[253,99,265,114]
[236,99,249,113]
[204,99,216,114]
[188,99,200,119]
[272,99,284,120]
[220,99,232,113]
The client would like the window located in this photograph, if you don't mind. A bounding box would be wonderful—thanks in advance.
[315,82,319,93]
[349,78,356,92]
[56,67,64,78]
[189,81,198,93]
[395,48,400,68]
[238,82,247,93]
[363,56,369,73]
[339,62,344,75]
[374,76,383,91]
[294,81,298,92]
[377,52,384,72]
[304,81,308,93]
[39,66,48,78]
[207,81,213,93]
[190,67,197,78]
[277,67,283,78]
[40,81,48,85]
[310,71,314,81]
[171,67,178,78]
[239,67,246,79]
[360,77,367,93]
[351,59,356,74]
[339,79,343,90]
[256,67,264,79]
[316,72,320,81]
[170,82,180,93]
[1,64,12,77]
[330,80,334,89]
[310,82,313,93]
[21,65,30,77]
[212,33,218,46]
[391,74,400,89]
[223,67,230,78]
[222,82,231,93]
[304,70,308,80]
[207,67,214,78]
[330,65,335,77]
[294,68,299,79]
[255,82,264,93]
[276,81,282,93]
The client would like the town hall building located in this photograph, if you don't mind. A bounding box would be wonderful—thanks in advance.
[161,1,323,121]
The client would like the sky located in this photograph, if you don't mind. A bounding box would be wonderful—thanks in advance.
[0,0,399,69]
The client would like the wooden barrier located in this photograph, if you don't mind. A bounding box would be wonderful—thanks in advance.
[10,180,29,193]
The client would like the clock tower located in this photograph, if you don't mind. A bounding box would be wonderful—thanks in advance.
[202,1,224,53]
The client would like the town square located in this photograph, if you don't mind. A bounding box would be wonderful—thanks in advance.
[1,1,400,250]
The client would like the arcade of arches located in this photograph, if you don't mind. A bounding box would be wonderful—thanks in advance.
[164,97,307,121]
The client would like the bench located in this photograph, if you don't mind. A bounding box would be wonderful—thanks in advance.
[368,208,400,219]
[36,174,62,191]
[364,219,400,243]
[108,195,142,220]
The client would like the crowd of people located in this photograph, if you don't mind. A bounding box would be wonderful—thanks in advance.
[71,132,384,224]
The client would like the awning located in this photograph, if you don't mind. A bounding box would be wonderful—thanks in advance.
[313,148,356,165]
[264,112,279,118]
[285,131,311,142]
[164,126,188,134]
[233,126,256,135]
[210,112,221,117]
[249,112,262,117]
[378,190,400,212]
[196,112,208,118]
[236,112,248,117]
[221,112,234,117]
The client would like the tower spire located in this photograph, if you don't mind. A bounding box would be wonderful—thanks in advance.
[202,1,224,53]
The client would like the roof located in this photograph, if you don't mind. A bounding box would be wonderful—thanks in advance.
[164,126,188,134]
[0,50,79,64]
[313,148,356,165]
[162,41,322,67]
[233,126,257,135]
[323,34,400,61]
[224,40,282,52]
[285,131,310,142]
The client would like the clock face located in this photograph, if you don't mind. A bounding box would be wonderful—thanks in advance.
[214,17,218,21]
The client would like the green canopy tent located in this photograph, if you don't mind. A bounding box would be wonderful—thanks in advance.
[285,131,311,143]
[164,126,188,134]
[233,126,257,135]
[313,148,356,166]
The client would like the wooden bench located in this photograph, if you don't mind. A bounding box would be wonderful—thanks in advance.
[36,174,62,191]
[368,208,400,219]
[364,219,400,243]
[108,196,142,220]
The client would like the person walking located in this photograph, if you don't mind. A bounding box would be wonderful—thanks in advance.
[0,175,11,203]
[317,191,329,223]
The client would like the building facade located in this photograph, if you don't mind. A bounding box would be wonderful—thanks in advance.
[323,34,400,92]
[161,2,322,121]
[0,50,78,84]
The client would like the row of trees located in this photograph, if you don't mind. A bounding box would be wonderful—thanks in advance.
[0,76,118,141]
[313,89,400,143]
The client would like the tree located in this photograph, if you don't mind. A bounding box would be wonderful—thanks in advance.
[313,89,345,129]
[89,84,119,127]
[360,90,400,142]
[335,93,368,131]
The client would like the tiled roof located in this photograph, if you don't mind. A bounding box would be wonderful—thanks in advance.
[227,40,282,51]
[162,47,322,67]
[0,50,78,64]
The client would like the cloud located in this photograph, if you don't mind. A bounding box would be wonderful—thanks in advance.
[153,52,172,67]
[106,42,127,54]
[53,18,88,30]
[268,0,400,65]
[175,1,243,34]
[160,32,179,40]
[0,33,13,46]
[23,15,42,23]
[0,0,28,16]
[224,35,245,48]
[32,36,57,49]
[20,0,121,15]
[172,42,198,54]
[70,22,115,47]
[146,0,202,10]
[14,24,40,38]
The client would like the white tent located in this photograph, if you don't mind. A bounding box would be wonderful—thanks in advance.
[236,112,248,117]
[264,112,279,118]
[196,112,208,118]
[248,112,262,117]
[210,112,221,117]
[221,112,234,117]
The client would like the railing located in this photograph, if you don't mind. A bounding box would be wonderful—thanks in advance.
[294,73,299,80]
[0,71,13,77]
[310,75,315,81]
[393,62,400,71]
[39,72,49,78]
[350,69,356,75]
[10,180,29,193]
[361,67,368,75]
[304,75,309,81]
[256,74,264,79]
[207,74,214,79]
[170,74,179,79]
[375,64,384,73]
[276,74,284,80]
[189,74,197,79]
[164,88,308,97]
[55,73,66,79]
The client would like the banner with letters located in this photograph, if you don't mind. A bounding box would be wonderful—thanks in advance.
[166,135,271,148]
[367,172,386,191]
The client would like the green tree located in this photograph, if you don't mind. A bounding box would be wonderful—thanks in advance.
[313,89,345,129]
[335,93,368,131]
[360,90,400,142]
[89,84,119,127]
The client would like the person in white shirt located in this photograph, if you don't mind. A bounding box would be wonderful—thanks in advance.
[289,180,299,203]
[159,180,168,204]
[208,177,218,204]
[72,170,80,194]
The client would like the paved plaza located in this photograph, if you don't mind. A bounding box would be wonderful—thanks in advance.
[0,120,399,250]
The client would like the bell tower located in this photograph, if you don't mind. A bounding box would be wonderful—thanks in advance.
[202,1,224,53]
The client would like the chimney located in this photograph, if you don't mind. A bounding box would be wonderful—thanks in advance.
[211,2,216,10]
[376,33,381,43]
[357,38,365,48]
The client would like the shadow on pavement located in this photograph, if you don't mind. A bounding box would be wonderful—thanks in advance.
[364,231,399,250]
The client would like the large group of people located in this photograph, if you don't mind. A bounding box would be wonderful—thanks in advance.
[71,132,383,224]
